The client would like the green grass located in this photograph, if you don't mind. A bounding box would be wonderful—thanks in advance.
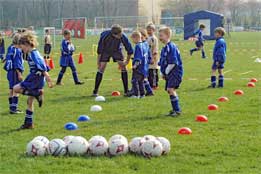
[0,32,261,174]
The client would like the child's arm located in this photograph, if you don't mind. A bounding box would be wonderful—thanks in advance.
[16,69,23,81]
[132,45,142,69]
[43,71,53,88]
[121,34,134,65]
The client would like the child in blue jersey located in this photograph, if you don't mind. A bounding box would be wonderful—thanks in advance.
[0,33,5,61]
[209,27,227,88]
[56,30,84,85]
[190,24,206,58]
[3,34,24,114]
[158,27,183,117]
[130,31,149,98]
[13,32,53,129]
[139,29,154,96]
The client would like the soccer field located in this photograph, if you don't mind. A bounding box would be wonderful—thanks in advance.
[0,32,260,174]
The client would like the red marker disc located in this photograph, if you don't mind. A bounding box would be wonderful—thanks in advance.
[234,90,244,95]
[250,78,258,83]
[178,127,192,135]
[247,82,255,88]
[111,91,121,96]
[218,96,229,102]
[208,104,218,110]
[196,115,208,122]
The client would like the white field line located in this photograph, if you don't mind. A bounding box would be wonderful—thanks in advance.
[224,70,232,74]
[240,71,253,75]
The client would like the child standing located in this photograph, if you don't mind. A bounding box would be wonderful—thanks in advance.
[209,27,227,88]
[56,30,84,85]
[190,24,206,58]
[13,32,53,129]
[4,34,24,114]
[130,31,149,98]
[0,33,5,62]
[44,29,52,60]
[158,27,183,117]
[146,23,159,89]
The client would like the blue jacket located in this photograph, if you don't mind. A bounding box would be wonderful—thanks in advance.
[133,42,150,76]
[97,30,133,55]
[213,37,226,62]
[61,39,75,57]
[4,45,24,72]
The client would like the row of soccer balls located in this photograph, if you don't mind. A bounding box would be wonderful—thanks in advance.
[26,134,171,158]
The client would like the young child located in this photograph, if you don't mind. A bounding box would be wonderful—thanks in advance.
[130,31,149,98]
[44,29,52,59]
[139,28,153,96]
[13,32,53,129]
[209,27,227,88]
[56,30,83,85]
[3,34,24,114]
[158,27,183,116]
[146,23,159,89]
[190,24,206,58]
[0,33,5,62]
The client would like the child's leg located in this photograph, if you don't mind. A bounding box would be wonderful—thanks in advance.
[218,69,224,87]
[211,69,217,88]
[9,89,13,111]
[168,88,181,113]
[144,78,153,95]
[21,96,34,128]
[56,66,67,84]
[148,69,153,87]
[155,69,159,87]
[131,78,139,96]
[70,64,80,84]
[139,79,145,97]
[201,47,206,58]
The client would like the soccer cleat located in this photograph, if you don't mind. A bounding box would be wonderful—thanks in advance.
[75,81,84,85]
[56,82,64,86]
[190,50,193,56]
[18,123,34,130]
[35,91,44,108]
[166,111,181,117]
[202,56,207,59]
[207,85,215,88]
[217,85,223,88]
[139,95,145,99]
[10,110,23,114]
[91,91,98,97]
[145,92,154,96]
[129,95,139,99]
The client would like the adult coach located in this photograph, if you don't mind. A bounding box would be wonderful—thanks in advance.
[92,24,133,96]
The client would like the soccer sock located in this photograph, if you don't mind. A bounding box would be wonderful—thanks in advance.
[191,48,198,52]
[211,76,216,88]
[8,97,12,110]
[72,71,80,83]
[144,80,153,94]
[139,81,145,96]
[24,109,33,125]
[218,75,224,87]
[10,96,18,111]
[121,71,128,93]
[132,79,138,96]
[94,71,103,93]
[155,69,159,87]
[23,89,40,97]
[57,71,64,84]
[170,95,181,112]
[202,49,206,58]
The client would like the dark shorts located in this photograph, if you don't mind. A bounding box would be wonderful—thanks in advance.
[7,70,21,89]
[20,73,45,90]
[212,61,225,70]
[44,44,52,55]
[165,70,182,90]
[100,52,124,62]
[195,40,204,47]
[132,69,145,82]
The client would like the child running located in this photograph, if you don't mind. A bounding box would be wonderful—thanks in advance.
[190,24,206,58]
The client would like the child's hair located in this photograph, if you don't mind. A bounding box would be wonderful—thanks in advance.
[214,27,226,36]
[131,31,141,39]
[63,29,71,36]
[159,27,172,38]
[146,23,156,31]
[12,33,21,45]
[45,29,49,33]
[139,28,148,39]
[111,24,123,35]
[19,32,38,48]
[199,24,206,29]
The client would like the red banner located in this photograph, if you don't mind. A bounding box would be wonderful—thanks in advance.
[63,18,86,39]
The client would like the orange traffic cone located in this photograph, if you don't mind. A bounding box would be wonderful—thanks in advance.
[49,58,55,69]
[78,52,83,64]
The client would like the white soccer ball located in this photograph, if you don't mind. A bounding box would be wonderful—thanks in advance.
[32,136,49,146]
[90,105,102,112]
[143,135,156,141]
[141,139,163,157]
[108,134,128,144]
[157,137,171,155]
[63,135,75,145]
[129,137,145,154]
[108,138,128,156]
[95,96,106,102]
[48,139,67,156]
[89,136,108,156]
[26,140,47,156]
[67,136,89,156]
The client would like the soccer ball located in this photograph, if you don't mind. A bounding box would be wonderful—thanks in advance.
[141,139,163,157]
[63,135,75,145]
[32,136,49,146]
[157,137,171,155]
[108,134,128,144]
[48,139,67,156]
[89,136,108,156]
[108,138,128,156]
[67,136,89,156]
[26,140,47,156]
[143,135,156,141]
[129,137,145,154]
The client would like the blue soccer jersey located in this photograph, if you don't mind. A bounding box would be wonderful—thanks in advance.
[27,49,49,73]
[60,39,75,67]
[159,42,183,76]
[194,29,204,42]
[4,45,24,72]
[133,42,150,76]
[213,37,226,63]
